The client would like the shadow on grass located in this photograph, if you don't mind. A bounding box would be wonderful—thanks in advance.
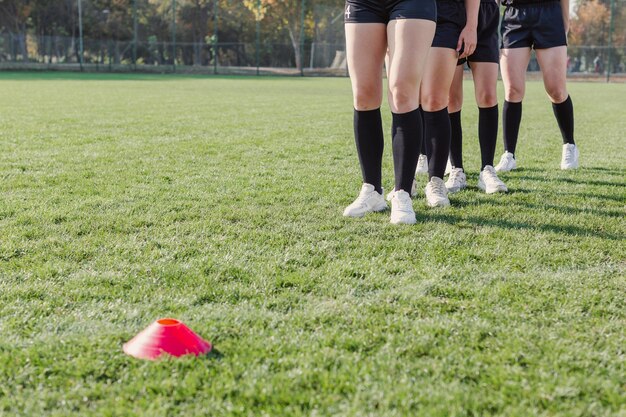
[204,348,224,361]
[513,174,625,188]
[420,210,624,241]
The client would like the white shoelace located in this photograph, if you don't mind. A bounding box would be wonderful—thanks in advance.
[483,167,499,183]
[448,169,463,186]
[430,180,447,196]
[393,193,413,212]
[564,147,576,164]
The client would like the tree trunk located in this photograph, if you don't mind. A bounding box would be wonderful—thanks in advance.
[288,26,301,70]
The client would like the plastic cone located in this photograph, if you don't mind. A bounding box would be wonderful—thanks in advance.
[123,318,212,360]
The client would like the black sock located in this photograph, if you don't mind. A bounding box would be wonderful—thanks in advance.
[449,110,463,170]
[479,105,498,169]
[392,108,422,192]
[503,100,522,156]
[552,95,575,145]
[354,108,384,194]
[419,107,428,156]
[423,108,451,179]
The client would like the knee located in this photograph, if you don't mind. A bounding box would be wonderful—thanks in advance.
[420,93,448,112]
[353,85,382,110]
[476,91,498,108]
[545,85,568,104]
[389,83,419,113]
[505,84,525,102]
[448,91,463,113]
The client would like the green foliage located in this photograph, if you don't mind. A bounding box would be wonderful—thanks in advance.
[0,73,624,416]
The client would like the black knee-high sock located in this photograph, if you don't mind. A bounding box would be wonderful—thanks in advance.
[449,110,463,169]
[419,107,428,156]
[552,95,575,145]
[503,100,522,155]
[392,108,422,192]
[354,108,384,194]
[479,105,499,169]
[423,108,451,179]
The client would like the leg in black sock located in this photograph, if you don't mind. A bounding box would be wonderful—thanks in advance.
[423,108,451,179]
[449,110,463,169]
[503,100,522,155]
[392,108,422,192]
[419,107,428,156]
[354,108,384,194]
[478,105,499,169]
[552,95,575,145]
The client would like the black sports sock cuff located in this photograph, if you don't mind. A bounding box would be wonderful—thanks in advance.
[354,107,381,115]
[479,104,498,111]
[552,95,571,107]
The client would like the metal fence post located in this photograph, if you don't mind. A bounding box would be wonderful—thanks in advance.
[606,0,615,83]
[133,0,138,69]
[256,0,260,76]
[213,0,218,75]
[172,0,176,72]
[78,0,84,71]
[300,0,305,76]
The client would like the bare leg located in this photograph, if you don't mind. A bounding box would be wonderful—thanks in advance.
[345,23,387,193]
[420,47,458,180]
[500,48,531,156]
[386,19,435,192]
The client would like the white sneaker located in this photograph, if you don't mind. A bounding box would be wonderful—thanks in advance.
[445,168,466,193]
[386,180,418,201]
[343,183,387,218]
[390,190,416,225]
[444,158,452,176]
[425,177,450,207]
[561,143,579,170]
[478,165,508,194]
[415,154,428,175]
[495,151,517,172]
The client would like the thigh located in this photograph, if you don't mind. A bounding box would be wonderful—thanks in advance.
[420,47,459,111]
[386,18,436,112]
[536,46,568,101]
[469,61,498,107]
[345,23,387,109]
[448,63,465,113]
[500,47,531,101]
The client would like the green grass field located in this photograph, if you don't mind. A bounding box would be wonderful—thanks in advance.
[0,72,624,417]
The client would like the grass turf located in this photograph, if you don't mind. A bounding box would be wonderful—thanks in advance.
[0,72,624,417]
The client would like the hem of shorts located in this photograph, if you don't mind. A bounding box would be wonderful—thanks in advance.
[345,17,436,24]
[533,42,568,50]
[467,57,499,63]
[505,0,560,6]
[500,43,533,49]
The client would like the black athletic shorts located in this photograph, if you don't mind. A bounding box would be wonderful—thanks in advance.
[432,0,465,50]
[344,0,437,24]
[458,0,500,65]
[501,1,568,49]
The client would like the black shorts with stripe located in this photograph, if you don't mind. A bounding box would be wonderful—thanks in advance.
[501,1,567,49]
[344,0,437,24]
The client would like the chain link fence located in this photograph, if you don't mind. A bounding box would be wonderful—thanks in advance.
[0,0,624,80]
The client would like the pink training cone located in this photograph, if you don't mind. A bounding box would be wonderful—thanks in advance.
[123,318,212,360]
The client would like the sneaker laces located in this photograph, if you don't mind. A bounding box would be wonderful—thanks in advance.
[482,166,498,183]
[393,192,413,212]
[430,179,447,196]
[448,168,464,186]
[563,146,576,164]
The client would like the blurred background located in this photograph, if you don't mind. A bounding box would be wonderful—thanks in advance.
[0,0,624,79]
